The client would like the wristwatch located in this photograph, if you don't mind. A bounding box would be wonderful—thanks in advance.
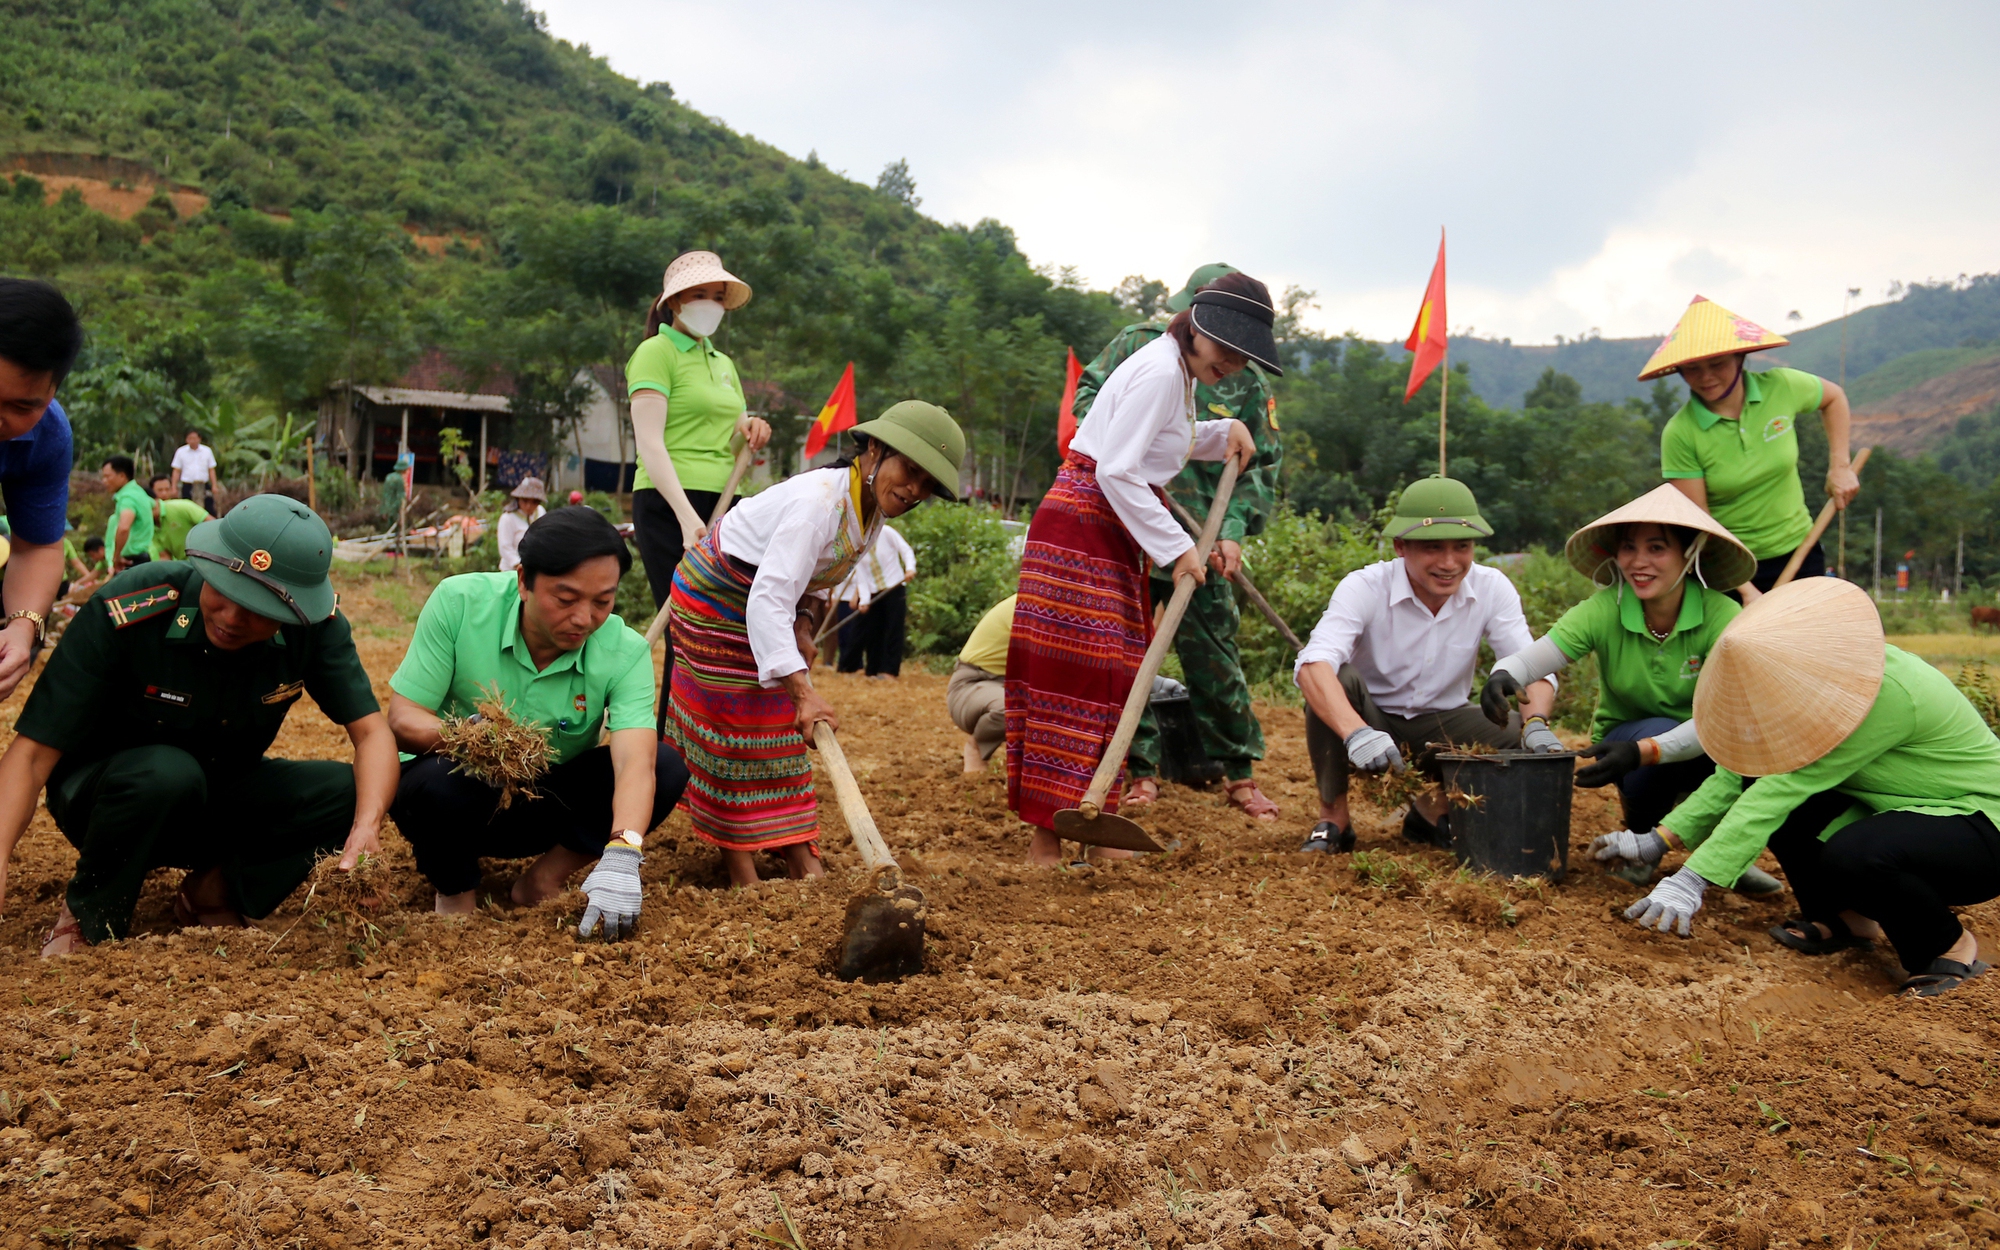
[610,829,644,851]
[6,609,47,648]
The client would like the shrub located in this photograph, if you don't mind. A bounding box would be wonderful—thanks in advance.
[891,502,1020,657]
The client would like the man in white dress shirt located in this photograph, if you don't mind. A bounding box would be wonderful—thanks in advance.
[1293,477,1562,853]
[169,428,222,515]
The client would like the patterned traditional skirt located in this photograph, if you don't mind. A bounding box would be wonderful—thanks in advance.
[1005,454,1154,830]
[666,531,819,853]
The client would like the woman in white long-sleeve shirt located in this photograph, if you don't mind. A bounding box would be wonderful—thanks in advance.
[495,477,545,572]
[664,401,965,887]
[1004,271,1272,865]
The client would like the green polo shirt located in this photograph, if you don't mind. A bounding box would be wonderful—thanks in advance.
[150,498,210,561]
[390,571,655,766]
[15,563,379,771]
[1659,367,1825,560]
[1547,585,1742,741]
[107,480,156,563]
[624,326,747,495]
[1663,646,2000,888]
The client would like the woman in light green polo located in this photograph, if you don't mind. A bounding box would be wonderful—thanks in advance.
[1641,295,1860,599]
[627,250,773,727]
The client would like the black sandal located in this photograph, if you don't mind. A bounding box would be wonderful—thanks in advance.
[1299,821,1353,854]
[1898,957,1990,998]
[1769,917,1871,955]
[1401,807,1448,846]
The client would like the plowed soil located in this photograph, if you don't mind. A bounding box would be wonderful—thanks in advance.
[1,572,1996,1250]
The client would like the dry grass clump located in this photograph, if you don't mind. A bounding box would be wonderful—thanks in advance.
[436,686,553,809]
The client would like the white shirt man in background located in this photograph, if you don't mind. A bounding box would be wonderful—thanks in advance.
[169,428,222,515]
[1293,476,1562,854]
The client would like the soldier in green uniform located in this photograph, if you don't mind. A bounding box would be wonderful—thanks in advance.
[0,494,399,955]
[1071,263,1286,821]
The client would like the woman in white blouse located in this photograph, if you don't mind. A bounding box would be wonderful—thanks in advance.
[663,401,965,887]
[495,477,546,572]
[1004,271,1273,865]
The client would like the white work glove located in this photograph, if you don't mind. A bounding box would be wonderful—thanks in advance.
[578,844,643,940]
[1520,717,1565,754]
[1592,828,1668,868]
[1623,866,1707,937]
[1344,726,1405,774]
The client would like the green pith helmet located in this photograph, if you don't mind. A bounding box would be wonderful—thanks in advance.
[183,494,338,626]
[1387,476,1493,541]
[1165,262,1239,314]
[851,400,966,501]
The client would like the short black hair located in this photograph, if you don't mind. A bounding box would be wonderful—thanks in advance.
[151,473,173,488]
[102,454,136,480]
[516,505,632,586]
[0,278,84,385]
[82,535,104,552]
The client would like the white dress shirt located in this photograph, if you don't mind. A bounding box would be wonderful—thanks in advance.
[1067,333,1234,565]
[1294,559,1547,718]
[171,443,218,483]
[833,524,915,607]
[719,466,877,686]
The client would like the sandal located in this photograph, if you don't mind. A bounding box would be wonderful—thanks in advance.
[1898,957,1990,998]
[1298,821,1353,854]
[1769,917,1872,955]
[1401,807,1449,846]
[1224,779,1281,822]
[40,906,90,958]
[1120,777,1159,808]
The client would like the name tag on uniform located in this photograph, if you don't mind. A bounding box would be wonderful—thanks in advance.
[145,685,192,708]
[262,680,306,705]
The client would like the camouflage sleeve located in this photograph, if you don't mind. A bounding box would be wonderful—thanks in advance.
[1071,322,1165,421]
[1218,369,1283,544]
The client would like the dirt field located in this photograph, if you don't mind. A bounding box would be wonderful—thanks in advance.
[1,571,1996,1250]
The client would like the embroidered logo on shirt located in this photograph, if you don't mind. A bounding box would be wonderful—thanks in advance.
[1680,655,1705,681]
[1266,395,1280,430]
[573,693,588,714]
[1207,402,1232,418]
[1762,415,1793,442]
[262,680,306,705]
[144,685,192,707]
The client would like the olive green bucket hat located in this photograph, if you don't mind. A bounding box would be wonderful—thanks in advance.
[851,400,966,501]
[1387,475,1493,541]
[1165,262,1238,314]
[184,494,338,626]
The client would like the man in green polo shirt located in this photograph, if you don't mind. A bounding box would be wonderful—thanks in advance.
[149,473,210,561]
[0,494,399,954]
[100,454,155,571]
[387,505,688,938]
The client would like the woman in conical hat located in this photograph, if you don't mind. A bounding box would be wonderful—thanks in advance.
[1621,578,2000,998]
[1480,484,1779,896]
[1642,296,1860,600]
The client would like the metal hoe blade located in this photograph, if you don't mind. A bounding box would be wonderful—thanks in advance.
[837,864,928,982]
[1051,807,1166,852]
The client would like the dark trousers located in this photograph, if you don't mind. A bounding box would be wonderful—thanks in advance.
[1599,716,1717,832]
[179,481,218,516]
[835,584,908,676]
[1305,665,1521,805]
[392,742,689,895]
[1129,569,1264,783]
[1766,791,2000,972]
[632,487,722,733]
[1743,541,1824,596]
[47,747,357,943]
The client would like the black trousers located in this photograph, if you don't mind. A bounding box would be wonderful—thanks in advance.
[391,742,689,895]
[1600,716,1717,832]
[1765,790,2000,972]
[48,747,357,942]
[632,486,722,734]
[179,481,218,516]
[835,584,908,677]
[1743,541,1824,595]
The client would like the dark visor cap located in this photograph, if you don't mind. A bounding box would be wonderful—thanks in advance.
[1189,289,1283,376]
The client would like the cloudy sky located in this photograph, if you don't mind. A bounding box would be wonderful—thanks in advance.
[533,1,1999,344]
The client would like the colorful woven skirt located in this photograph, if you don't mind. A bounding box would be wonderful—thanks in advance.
[1005,455,1153,830]
[666,531,819,853]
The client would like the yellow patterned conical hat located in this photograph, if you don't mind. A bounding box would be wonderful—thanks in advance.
[1637,295,1789,380]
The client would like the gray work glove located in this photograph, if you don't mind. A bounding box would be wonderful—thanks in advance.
[1623,866,1707,937]
[1592,828,1668,868]
[578,844,643,940]
[1344,726,1405,774]
[1520,717,1564,754]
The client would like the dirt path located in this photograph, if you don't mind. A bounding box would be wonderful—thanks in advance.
[0,580,1994,1249]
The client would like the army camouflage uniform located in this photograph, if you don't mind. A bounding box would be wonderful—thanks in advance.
[1070,292,1283,785]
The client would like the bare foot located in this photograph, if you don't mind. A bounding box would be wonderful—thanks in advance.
[40,900,89,958]
[1839,909,1887,942]
[1026,829,1064,867]
[1085,846,1137,864]
[512,844,598,906]
[783,844,824,880]
[1121,777,1158,808]
[435,889,478,915]
[720,849,762,888]
[961,736,985,774]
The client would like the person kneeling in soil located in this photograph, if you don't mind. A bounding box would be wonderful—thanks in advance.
[949,593,1015,773]
[0,495,399,955]
[665,401,965,887]
[387,507,688,937]
[1294,476,1561,854]
[1624,578,2000,998]
[1481,485,1781,897]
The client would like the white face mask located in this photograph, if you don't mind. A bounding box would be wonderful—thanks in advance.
[677,299,725,338]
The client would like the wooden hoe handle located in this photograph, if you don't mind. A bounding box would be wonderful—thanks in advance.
[1772,446,1872,590]
[813,720,897,874]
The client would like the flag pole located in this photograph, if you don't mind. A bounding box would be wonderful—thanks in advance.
[1438,342,1448,477]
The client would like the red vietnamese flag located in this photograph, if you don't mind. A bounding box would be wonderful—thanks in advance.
[1402,230,1447,402]
[802,362,857,458]
[1055,347,1083,458]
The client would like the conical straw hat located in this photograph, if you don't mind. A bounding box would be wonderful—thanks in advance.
[1637,295,1790,380]
[1692,578,1884,777]
[1564,483,1758,591]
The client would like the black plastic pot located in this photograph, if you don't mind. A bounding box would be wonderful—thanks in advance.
[1435,750,1577,881]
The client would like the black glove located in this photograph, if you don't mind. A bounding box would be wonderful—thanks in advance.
[1574,739,1641,788]
[1479,670,1521,726]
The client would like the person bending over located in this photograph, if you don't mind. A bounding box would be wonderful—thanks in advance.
[0,278,83,702]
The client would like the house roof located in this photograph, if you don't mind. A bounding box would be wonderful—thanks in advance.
[351,350,517,412]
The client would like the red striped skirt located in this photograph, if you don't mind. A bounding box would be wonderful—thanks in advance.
[1004,455,1154,830]
[666,530,819,853]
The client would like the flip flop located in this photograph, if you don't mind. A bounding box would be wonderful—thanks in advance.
[1298,821,1353,854]
[1224,779,1281,822]
[1769,917,1873,955]
[1899,957,1990,998]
